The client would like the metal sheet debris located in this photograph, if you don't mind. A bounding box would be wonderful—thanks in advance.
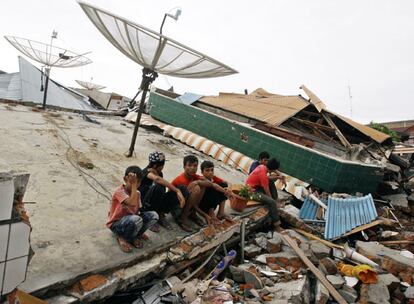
[324,194,378,240]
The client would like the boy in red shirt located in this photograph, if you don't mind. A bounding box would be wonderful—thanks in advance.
[246,158,285,231]
[171,155,230,231]
[198,161,233,224]
[107,166,159,253]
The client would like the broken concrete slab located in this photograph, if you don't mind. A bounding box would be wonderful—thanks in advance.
[266,276,310,304]
[309,240,331,259]
[326,274,345,289]
[315,280,329,304]
[255,235,268,249]
[46,295,79,304]
[319,257,338,275]
[381,194,409,211]
[266,234,282,253]
[405,286,414,299]
[338,285,358,303]
[378,273,400,292]
[359,281,391,304]
[243,268,263,289]
[244,244,262,258]
[356,241,414,284]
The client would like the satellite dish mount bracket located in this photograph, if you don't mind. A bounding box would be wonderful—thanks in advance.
[127,67,158,157]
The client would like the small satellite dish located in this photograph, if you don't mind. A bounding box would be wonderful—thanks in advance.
[78,1,238,156]
[76,79,106,91]
[4,34,92,108]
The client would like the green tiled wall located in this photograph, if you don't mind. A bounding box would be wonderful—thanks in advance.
[149,93,383,194]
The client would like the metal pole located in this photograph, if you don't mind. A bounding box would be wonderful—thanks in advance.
[127,68,157,157]
[42,67,50,109]
[240,219,246,263]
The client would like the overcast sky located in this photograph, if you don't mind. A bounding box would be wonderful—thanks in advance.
[1,0,413,123]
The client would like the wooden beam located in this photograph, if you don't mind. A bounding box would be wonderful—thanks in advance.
[282,235,348,304]
[253,123,315,148]
[321,112,352,148]
[291,117,334,132]
[333,218,397,240]
[379,240,414,245]
[294,229,344,250]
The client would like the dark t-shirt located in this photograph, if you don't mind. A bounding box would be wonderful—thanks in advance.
[138,166,163,199]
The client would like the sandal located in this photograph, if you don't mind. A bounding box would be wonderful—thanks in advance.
[149,223,161,233]
[132,239,143,249]
[117,237,133,253]
[158,217,173,230]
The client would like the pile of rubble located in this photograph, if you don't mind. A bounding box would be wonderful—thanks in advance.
[135,227,414,304]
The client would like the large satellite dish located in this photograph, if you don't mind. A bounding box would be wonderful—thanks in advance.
[78,1,238,156]
[4,34,92,108]
[76,79,106,91]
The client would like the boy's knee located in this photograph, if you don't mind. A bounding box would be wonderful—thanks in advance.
[127,215,143,229]
[149,211,159,221]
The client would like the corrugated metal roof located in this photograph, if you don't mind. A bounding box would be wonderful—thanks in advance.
[300,85,326,112]
[199,88,309,126]
[324,194,378,240]
[334,113,391,144]
[299,197,319,220]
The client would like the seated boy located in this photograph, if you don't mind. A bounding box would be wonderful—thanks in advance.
[171,155,230,231]
[246,158,285,231]
[198,161,233,224]
[139,151,187,231]
[106,166,159,253]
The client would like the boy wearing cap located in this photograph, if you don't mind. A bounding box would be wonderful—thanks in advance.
[107,166,159,253]
[140,152,187,231]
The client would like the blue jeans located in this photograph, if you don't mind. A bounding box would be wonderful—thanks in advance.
[111,211,158,242]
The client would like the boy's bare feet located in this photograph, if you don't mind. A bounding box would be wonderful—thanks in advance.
[117,237,133,253]
[176,217,193,232]
[189,213,205,227]
[138,233,149,241]
[217,213,233,222]
[132,239,144,248]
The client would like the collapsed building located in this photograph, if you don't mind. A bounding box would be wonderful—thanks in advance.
[145,86,411,195]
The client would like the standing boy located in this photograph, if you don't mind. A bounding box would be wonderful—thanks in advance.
[107,166,159,253]
[140,151,187,231]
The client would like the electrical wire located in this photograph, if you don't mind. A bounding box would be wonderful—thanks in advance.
[46,114,112,201]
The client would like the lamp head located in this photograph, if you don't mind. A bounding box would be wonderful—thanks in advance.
[167,8,181,21]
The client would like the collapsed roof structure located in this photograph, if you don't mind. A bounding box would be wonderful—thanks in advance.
[146,86,395,193]
[0,57,95,111]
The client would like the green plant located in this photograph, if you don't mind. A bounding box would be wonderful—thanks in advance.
[369,121,400,142]
[238,185,250,199]
[238,185,261,201]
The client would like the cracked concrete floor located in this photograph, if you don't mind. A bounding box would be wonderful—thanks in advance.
[0,103,246,294]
